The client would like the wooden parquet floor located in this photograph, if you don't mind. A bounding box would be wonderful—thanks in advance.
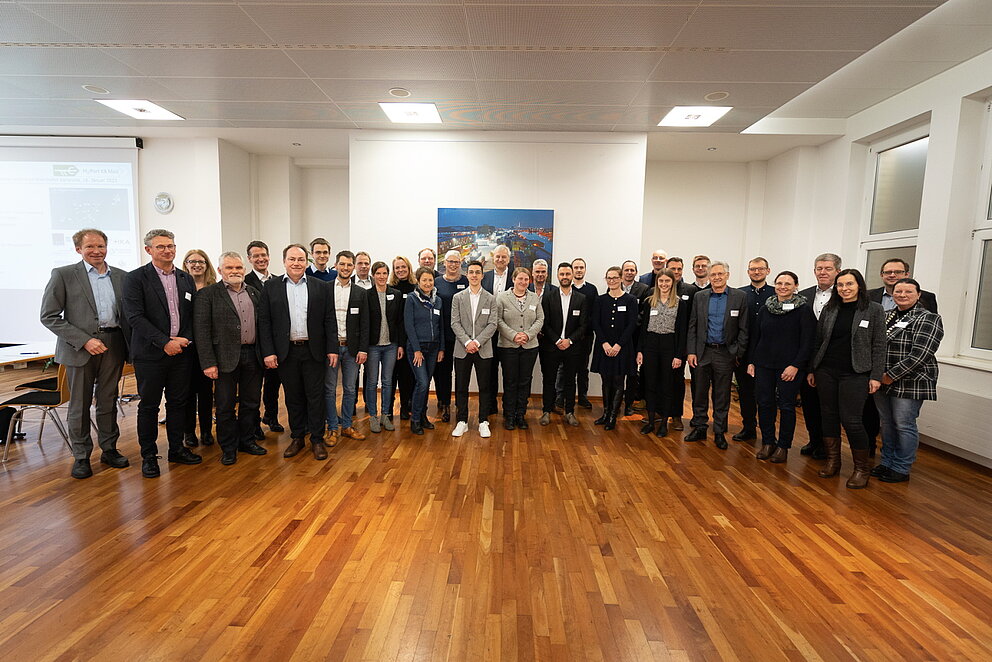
[1,364,991,661]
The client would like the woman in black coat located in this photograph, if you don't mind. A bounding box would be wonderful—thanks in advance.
[591,266,639,430]
[365,261,407,433]
[387,256,417,422]
[636,268,688,437]
[746,271,815,463]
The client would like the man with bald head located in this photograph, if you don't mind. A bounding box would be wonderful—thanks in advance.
[638,249,668,287]
[482,245,512,294]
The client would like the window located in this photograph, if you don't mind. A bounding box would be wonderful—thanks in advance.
[973,239,992,350]
[864,245,917,290]
[870,136,929,235]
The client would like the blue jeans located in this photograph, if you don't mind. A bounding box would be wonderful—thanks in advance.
[873,393,923,475]
[408,342,439,424]
[365,343,397,418]
[326,346,360,430]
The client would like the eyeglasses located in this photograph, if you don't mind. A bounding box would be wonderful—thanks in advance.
[151,244,176,251]
[185,259,206,266]
[606,275,621,281]
[881,270,906,276]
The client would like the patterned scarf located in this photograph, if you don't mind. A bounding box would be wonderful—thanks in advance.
[764,293,807,315]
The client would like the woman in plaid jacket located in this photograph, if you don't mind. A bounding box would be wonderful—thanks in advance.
[872,278,944,483]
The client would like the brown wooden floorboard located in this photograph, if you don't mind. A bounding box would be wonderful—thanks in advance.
[1,363,990,661]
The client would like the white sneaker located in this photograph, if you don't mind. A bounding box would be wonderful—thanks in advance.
[452,421,469,437]
[479,421,491,438]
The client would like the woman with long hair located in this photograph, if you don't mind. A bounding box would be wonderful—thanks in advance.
[182,249,217,447]
[388,256,417,422]
[365,261,406,433]
[636,268,689,437]
[592,266,639,431]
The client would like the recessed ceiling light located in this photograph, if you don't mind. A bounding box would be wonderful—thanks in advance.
[706,147,718,151]
[82,84,109,95]
[378,102,442,124]
[388,87,412,98]
[704,91,730,102]
[658,106,732,127]
[292,142,302,147]
[95,99,184,121]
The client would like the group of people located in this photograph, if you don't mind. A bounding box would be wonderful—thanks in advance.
[37,229,943,491]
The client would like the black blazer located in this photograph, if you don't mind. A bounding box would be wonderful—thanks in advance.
[367,286,406,348]
[330,282,370,355]
[540,288,587,348]
[122,262,196,361]
[481,269,513,294]
[244,270,280,293]
[193,281,262,373]
[258,276,337,364]
[868,286,938,314]
[637,297,690,360]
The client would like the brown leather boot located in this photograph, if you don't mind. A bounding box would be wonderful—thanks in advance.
[311,439,328,461]
[756,444,775,460]
[818,437,841,477]
[846,448,871,489]
[769,447,789,464]
[283,436,305,458]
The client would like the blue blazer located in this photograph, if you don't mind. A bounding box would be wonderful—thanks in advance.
[404,290,445,352]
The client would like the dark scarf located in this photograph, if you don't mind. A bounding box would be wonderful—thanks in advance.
[764,293,807,315]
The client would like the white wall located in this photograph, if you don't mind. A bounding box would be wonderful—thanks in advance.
[301,166,349,252]
[218,139,252,259]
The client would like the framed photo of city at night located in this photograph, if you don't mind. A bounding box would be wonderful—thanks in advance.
[437,207,554,274]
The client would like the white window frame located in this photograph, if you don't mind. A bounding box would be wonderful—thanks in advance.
[858,238,918,285]
[959,229,992,361]
[977,101,992,230]
[860,124,931,245]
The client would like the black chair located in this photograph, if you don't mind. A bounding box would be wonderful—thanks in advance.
[1,365,72,463]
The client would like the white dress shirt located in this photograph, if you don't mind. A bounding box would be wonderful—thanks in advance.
[334,279,351,341]
[493,269,507,294]
[285,275,309,340]
[559,291,571,340]
[813,286,833,319]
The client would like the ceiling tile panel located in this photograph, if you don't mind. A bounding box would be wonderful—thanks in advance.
[109,48,304,78]
[0,98,117,118]
[649,50,862,83]
[466,6,695,47]
[477,80,643,106]
[160,100,349,121]
[0,75,179,100]
[153,77,329,102]
[23,4,274,44]
[289,50,475,79]
[0,47,141,76]
[479,105,628,125]
[631,81,813,108]
[0,3,83,42]
[242,6,470,45]
[313,79,479,103]
[227,120,358,129]
[472,51,665,82]
[673,6,934,50]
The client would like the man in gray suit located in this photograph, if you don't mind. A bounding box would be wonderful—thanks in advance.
[449,260,498,438]
[40,228,130,478]
[685,261,749,449]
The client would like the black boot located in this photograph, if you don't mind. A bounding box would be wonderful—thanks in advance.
[594,383,612,425]
[640,412,656,435]
[604,384,624,431]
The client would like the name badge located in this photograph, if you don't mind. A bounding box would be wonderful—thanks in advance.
[457,284,466,289]
[783,303,795,311]
[529,305,537,311]
[184,292,192,301]
[572,310,580,316]
[730,310,739,317]
[617,306,627,312]
[859,319,869,328]
[482,308,490,315]
[895,321,909,328]
[681,295,689,300]
[386,294,395,301]
[402,293,408,298]
[433,309,440,316]
[650,309,659,316]
[349,307,359,314]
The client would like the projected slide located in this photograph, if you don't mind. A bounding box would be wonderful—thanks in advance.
[0,161,139,291]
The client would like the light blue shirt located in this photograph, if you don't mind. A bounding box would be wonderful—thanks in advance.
[706,291,728,344]
[285,275,309,341]
[86,263,118,328]
[881,290,897,311]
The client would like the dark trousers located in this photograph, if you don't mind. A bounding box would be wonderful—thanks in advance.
[214,346,263,453]
[65,328,125,459]
[862,395,880,447]
[689,346,735,434]
[541,344,579,414]
[733,352,757,432]
[814,366,870,450]
[454,353,493,423]
[501,346,538,420]
[800,380,823,446]
[641,332,677,418]
[390,354,414,417]
[487,345,504,415]
[576,336,594,399]
[134,352,191,459]
[623,372,641,408]
[432,341,456,408]
[277,343,326,441]
[185,352,214,436]
[261,367,281,422]
[754,366,803,448]
[672,366,689,419]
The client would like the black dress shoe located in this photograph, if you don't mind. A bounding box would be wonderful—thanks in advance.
[200,430,214,446]
[504,418,516,431]
[253,427,265,441]
[656,421,668,438]
[714,433,729,450]
[870,464,891,478]
[640,421,654,435]
[593,413,608,426]
[221,451,238,465]
[142,456,161,478]
[400,411,411,421]
[238,441,268,455]
[71,458,93,479]
[168,447,203,465]
[800,441,819,456]
[269,421,285,433]
[880,469,910,483]
[811,448,827,460]
[578,396,593,409]
[440,405,451,423]
[732,429,757,442]
[516,416,529,430]
[411,421,424,435]
[683,427,707,442]
[183,432,199,448]
[100,450,129,468]
[421,419,435,430]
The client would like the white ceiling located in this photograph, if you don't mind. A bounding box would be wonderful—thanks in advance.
[1,0,989,161]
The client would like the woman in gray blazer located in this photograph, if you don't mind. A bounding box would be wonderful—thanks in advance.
[495,267,545,430]
[808,268,886,489]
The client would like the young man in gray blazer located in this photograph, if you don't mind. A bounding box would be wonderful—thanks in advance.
[685,261,749,449]
[450,260,498,438]
[40,228,130,479]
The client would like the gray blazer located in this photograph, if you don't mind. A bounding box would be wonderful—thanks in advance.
[686,287,749,359]
[811,301,886,379]
[193,281,262,373]
[495,289,545,350]
[40,261,128,367]
[450,287,498,359]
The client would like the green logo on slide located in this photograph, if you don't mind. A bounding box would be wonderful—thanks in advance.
[54,165,79,176]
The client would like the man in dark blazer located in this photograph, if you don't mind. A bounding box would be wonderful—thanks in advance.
[637,249,668,287]
[685,261,749,449]
[40,228,130,479]
[245,240,285,435]
[193,251,268,466]
[622,260,651,300]
[621,259,650,414]
[122,229,202,478]
[258,244,338,460]
[481,245,513,294]
[539,262,588,427]
[326,250,370,444]
[732,257,775,442]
